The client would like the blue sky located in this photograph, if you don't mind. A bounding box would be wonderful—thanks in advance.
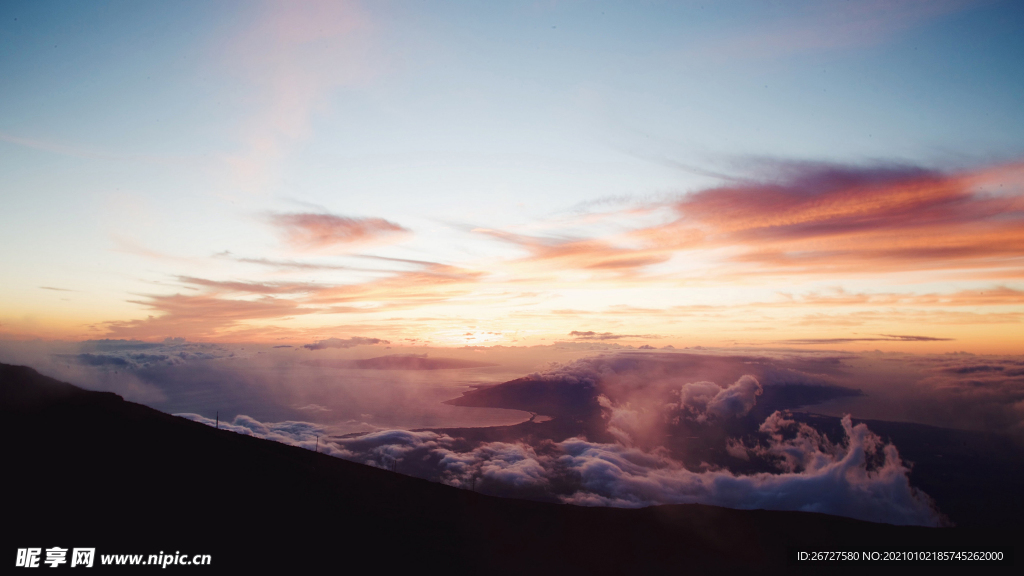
[1,0,1022,351]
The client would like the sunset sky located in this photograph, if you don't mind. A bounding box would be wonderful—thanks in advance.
[2,0,1023,353]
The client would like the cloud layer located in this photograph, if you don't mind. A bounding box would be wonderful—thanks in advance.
[555,411,940,528]
[170,351,956,527]
[185,406,943,527]
[56,338,230,370]
[177,413,332,453]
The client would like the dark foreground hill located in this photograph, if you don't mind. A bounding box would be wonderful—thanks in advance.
[2,364,1017,574]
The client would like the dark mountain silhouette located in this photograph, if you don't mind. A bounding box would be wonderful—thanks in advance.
[2,363,1017,574]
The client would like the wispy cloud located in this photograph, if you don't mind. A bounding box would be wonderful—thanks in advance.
[270,212,410,251]
[781,334,954,345]
[475,229,670,273]
[240,258,357,271]
[104,293,317,339]
[221,0,381,192]
[175,276,321,295]
[102,256,488,340]
[569,331,660,341]
[303,336,389,350]
[776,287,1024,308]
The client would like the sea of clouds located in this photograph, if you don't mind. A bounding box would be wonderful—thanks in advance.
[179,363,945,527]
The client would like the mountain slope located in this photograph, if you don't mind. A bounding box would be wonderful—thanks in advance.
[2,363,1015,574]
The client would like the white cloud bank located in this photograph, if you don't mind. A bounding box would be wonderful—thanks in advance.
[178,403,945,527]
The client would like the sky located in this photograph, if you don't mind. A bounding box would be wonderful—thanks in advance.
[1,0,1023,353]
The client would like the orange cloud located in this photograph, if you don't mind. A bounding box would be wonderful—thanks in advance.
[472,161,1023,283]
[307,262,485,310]
[104,293,317,340]
[475,229,670,273]
[102,257,488,340]
[629,161,1024,278]
[781,334,953,345]
[778,287,1024,307]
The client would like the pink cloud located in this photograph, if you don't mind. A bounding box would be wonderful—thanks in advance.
[270,212,409,250]
[627,160,1024,277]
